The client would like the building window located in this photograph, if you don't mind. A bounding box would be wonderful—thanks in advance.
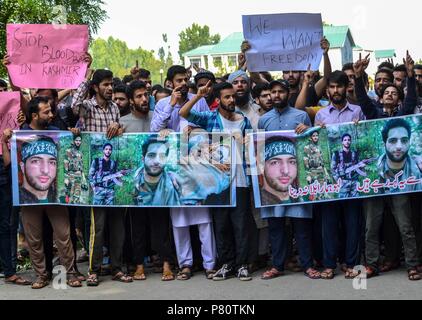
[190,58,201,67]
[227,55,237,67]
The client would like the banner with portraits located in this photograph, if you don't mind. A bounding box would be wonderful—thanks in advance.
[11,131,235,207]
[249,114,422,207]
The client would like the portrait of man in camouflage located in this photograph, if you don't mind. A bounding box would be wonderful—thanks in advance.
[303,131,330,200]
[63,135,88,204]
[89,143,118,206]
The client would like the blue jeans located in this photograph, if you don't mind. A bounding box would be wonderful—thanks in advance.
[0,183,15,277]
[268,217,313,271]
[321,200,362,269]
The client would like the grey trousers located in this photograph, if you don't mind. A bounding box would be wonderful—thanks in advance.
[364,194,418,270]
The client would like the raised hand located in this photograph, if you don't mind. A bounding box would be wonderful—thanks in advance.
[303,64,315,83]
[197,80,212,98]
[2,54,10,67]
[241,40,251,53]
[320,36,330,54]
[403,50,415,78]
[170,85,183,106]
[353,53,370,78]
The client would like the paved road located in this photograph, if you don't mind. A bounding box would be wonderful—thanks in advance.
[1,263,421,300]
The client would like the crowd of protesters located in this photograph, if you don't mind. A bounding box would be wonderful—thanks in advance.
[1,35,422,290]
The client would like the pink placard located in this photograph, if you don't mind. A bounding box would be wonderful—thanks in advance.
[6,24,89,89]
[0,92,20,155]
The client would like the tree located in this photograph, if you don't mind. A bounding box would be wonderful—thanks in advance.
[90,37,163,84]
[0,0,107,77]
[178,23,220,61]
[158,33,173,72]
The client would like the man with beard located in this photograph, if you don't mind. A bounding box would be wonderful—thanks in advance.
[253,83,273,115]
[18,135,81,288]
[120,80,152,132]
[227,70,260,130]
[393,64,408,89]
[179,81,253,281]
[331,133,360,198]
[314,71,365,280]
[256,80,319,280]
[121,81,174,281]
[89,143,118,206]
[19,136,58,204]
[304,131,330,198]
[63,135,87,204]
[71,69,121,138]
[261,136,298,204]
[413,64,422,113]
[194,71,218,111]
[152,65,214,281]
[72,68,130,286]
[113,84,131,117]
[363,118,421,280]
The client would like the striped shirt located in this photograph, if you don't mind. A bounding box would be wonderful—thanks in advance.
[71,80,120,133]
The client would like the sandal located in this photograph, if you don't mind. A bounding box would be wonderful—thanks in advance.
[261,267,283,280]
[205,269,216,280]
[320,268,335,280]
[67,276,82,288]
[344,268,360,279]
[365,266,379,279]
[161,269,175,281]
[304,268,321,279]
[87,273,99,287]
[380,261,400,273]
[5,275,31,286]
[112,271,133,283]
[408,269,421,281]
[177,266,192,281]
[133,265,146,281]
[31,277,49,289]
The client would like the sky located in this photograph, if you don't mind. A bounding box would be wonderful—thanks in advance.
[96,0,422,64]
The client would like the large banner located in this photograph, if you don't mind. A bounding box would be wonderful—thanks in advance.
[11,131,235,207]
[6,24,89,89]
[242,13,323,72]
[249,114,422,207]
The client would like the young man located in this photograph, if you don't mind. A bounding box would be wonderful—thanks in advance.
[113,84,131,117]
[194,71,218,110]
[179,81,258,281]
[252,83,273,115]
[315,71,365,280]
[119,80,175,281]
[3,97,81,289]
[0,128,30,286]
[354,52,420,280]
[72,68,130,286]
[151,65,216,281]
[227,70,260,130]
[257,79,319,279]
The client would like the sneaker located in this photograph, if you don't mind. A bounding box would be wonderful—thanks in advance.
[237,265,252,281]
[212,264,235,281]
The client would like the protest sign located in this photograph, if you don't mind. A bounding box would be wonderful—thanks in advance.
[6,24,89,89]
[11,130,235,207]
[249,114,422,208]
[242,13,323,72]
[0,92,20,154]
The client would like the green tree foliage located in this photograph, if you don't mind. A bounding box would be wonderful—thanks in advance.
[0,0,107,77]
[90,37,163,83]
[158,33,173,72]
[178,23,220,61]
